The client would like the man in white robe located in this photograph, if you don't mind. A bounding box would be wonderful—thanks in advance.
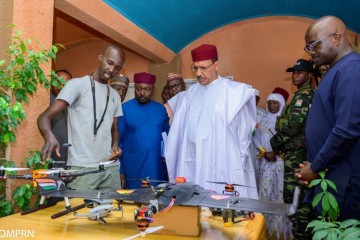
[165,44,258,199]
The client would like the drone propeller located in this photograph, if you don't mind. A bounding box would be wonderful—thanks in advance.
[100,160,116,166]
[206,181,250,187]
[123,226,164,240]
[0,166,29,179]
[37,169,79,174]
[0,166,29,171]
[128,178,168,183]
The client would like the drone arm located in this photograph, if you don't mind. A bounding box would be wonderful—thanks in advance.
[69,169,103,177]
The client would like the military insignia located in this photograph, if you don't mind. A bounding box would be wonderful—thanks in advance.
[295,99,303,107]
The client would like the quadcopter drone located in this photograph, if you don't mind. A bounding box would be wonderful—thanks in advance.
[73,203,123,224]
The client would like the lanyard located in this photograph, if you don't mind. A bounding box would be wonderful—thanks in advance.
[90,75,110,137]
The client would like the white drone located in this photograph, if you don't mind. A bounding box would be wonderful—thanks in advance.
[73,204,114,224]
[73,200,123,224]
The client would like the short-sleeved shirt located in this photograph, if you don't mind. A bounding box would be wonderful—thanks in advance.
[57,75,122,167]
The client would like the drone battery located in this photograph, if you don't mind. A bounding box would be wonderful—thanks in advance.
[152,206,201,237]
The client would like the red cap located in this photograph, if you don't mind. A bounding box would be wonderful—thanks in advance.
[272,87,289,102]
[191,44,218,62]
[134,72,156,84]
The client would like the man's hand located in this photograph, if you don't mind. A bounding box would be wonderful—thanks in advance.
[264,151,276,162]
[41,134,60,163]
[295,161,319,185]
[109,145,122,160]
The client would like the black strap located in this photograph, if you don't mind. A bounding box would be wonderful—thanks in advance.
[90,75,110,136]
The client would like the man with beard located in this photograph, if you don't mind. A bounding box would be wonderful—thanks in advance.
[165,44,258,199]
[270,59,315,239]
[166,72,186,98]
[38,44,124,190]
[296,16,360,221]
[119,72,170,189]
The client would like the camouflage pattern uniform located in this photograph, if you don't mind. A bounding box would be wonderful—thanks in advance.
[270,84,314,240]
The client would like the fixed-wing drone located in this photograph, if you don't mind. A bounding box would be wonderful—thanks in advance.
[31,175,300,235]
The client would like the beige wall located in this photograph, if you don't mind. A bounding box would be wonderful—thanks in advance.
[54,15,360,107]
[55,39,151,80]
[0,1,13,61]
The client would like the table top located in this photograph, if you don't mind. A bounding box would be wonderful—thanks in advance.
[0,199,265,240]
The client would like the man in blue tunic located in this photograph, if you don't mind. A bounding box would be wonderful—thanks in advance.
[296,16,360,220]
[119,72,170,189]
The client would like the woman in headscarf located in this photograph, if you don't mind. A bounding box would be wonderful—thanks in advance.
[254,92,292,240]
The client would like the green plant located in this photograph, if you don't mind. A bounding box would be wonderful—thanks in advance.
[0,26,63,217]
[10,151,51,213]
[25,150,52,170]
[306,171,360,239]
[0,27,64,150]
[0,159,16,217]
[13,183,36,210]
[0,198,13,217]
[0,159,15,194]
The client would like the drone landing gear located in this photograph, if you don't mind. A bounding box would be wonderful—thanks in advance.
[97,217,107,224]
[51,197,85,219]
[222,210,255,227]
[21,196,57,215]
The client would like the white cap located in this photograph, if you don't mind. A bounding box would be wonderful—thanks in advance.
[255,89,260,97]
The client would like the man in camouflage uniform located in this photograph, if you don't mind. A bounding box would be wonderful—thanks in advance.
[270,59,315,240]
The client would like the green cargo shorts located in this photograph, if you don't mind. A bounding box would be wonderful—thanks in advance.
[67,165,121,190]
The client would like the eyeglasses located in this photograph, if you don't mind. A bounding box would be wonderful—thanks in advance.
[304,32,338,54]
[168,82,184,90]
[191,62,215,72]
